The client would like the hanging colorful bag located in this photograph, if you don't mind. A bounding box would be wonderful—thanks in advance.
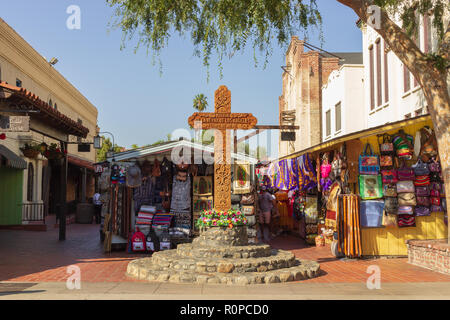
[414,175,430,186]
[383,184,397,197]
[321,156,332,179]
[430,171,441,183]
[415,206,431,217]
[359,175,383,199]
[431,204,443,212]
[397,164,415,181]
[379,133,394,154]
[398,214,416,227]
[381,170,398,184]
[380,155,394,169]
[384,197,399,214]
[393,130,414,160]
[413,158,430,176]
[398,205,414,215]
[360,200,384,227]
[428,159,441,173]
[398,193,417,206]
[416,196,430,207]
[415,185,430,197]
[431,196,441,206]
[359,143,379,175]
[396,180,415,193]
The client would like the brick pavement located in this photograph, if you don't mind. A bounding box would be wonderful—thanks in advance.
[0,222,449,284]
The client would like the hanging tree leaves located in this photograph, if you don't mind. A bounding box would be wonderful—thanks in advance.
[107,0,322,77]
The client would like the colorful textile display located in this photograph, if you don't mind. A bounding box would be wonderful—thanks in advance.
[152,212,174,227]
[133,178,154,214]
[275,191,293,230]
[337,194,362,258]
[304,196,318,224]
[193,176,213,195]
[170,175,192,234]
[297,154,317,191]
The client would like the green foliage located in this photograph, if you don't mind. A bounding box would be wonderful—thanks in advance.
[96,136,123,162]
[107,0,322,78]
[193,93,208,111]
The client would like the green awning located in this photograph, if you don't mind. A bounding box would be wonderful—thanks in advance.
[0,145,27,169]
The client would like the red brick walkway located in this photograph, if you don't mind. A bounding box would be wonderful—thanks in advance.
[0,222,449,283]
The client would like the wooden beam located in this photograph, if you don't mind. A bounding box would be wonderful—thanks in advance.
[254,125,299,130]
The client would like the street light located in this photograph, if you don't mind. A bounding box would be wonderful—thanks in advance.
[94,131,116,161]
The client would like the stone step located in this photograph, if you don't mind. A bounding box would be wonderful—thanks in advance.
[176,243,273,259]
[149,247,297,273]
[126,258,320,285]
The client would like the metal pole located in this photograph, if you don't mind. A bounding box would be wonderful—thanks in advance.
[59,141,68,241]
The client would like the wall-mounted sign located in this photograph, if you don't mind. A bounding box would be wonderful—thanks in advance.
[78,143,91,152]
[281,132,296,141]
[0,115,30,132]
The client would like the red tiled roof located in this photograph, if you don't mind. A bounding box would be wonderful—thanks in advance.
[0,81,89,138]
[68,155,94,171]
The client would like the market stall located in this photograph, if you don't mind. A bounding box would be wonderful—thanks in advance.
[100,140,258,253]
[269,115,448,257]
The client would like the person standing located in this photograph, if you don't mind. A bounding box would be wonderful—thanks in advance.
[93,191,102,224]
[257,186,276,244]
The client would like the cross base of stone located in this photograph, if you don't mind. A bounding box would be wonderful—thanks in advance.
[125,227,321,285]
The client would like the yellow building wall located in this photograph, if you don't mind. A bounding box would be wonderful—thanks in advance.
[358,118,448,256]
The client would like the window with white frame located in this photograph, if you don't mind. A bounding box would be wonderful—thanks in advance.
[325,110,331,137]
[335,102,341,133]
[369,38,390,109]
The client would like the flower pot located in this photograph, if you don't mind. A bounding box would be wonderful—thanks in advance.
[21,148,40,159]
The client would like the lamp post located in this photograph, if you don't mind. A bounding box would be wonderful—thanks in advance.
[94,131,116,161]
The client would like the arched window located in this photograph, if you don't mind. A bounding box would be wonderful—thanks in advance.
[54,103,57,110]
[49,99,53,108]
[27,163,34,202]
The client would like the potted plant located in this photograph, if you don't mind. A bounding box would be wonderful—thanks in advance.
[43,143,66,160]
[20,142,42,159]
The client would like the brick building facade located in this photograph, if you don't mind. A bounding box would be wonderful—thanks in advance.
[278,37,362,158]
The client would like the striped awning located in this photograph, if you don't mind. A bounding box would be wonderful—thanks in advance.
[0,144,27,169]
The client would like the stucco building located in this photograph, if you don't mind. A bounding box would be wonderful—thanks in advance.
[0,18,98,227]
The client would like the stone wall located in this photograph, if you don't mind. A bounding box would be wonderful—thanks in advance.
[406,239,450,275]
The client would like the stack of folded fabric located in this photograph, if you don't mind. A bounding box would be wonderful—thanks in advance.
[136,205,156,225]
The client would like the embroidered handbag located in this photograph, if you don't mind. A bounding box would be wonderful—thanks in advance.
[398,205,414,215]
[414,175,430,186]
[359,175,383,199]
[428,159,441,173]
[413,159,430,176]
[231,193,241,204]
[241,194,255,205]
[321,154,332,179]
[430,171,441,183]
[398,193,417,206]
[396,180,415,193]
[416,196,430,207]
[359,143,379,175]
[382,212,397,228]
[379,133,394,154]
[380,155,394,169]
[383,184,397,197]
[397,164,415,181]
[430,184,440,197]
[415,206,431,216]
[430,197,441,206]
[393,130,414,160]
[360,200,384,227]
[398,214,416,227]
[384,197,399,214]
[431,204,443,212]
[415,186,430,197]
[381,170,398,184]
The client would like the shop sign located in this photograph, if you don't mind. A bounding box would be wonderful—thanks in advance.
[0,115,30,132]
[78,143,91,152]
[281,131,296,141]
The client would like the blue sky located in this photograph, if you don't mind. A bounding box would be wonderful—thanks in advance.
[1,0,362,158]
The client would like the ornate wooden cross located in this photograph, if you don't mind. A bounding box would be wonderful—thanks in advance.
[188,85,257,211]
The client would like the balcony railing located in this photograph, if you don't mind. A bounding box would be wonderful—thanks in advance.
[21,202,45,223]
